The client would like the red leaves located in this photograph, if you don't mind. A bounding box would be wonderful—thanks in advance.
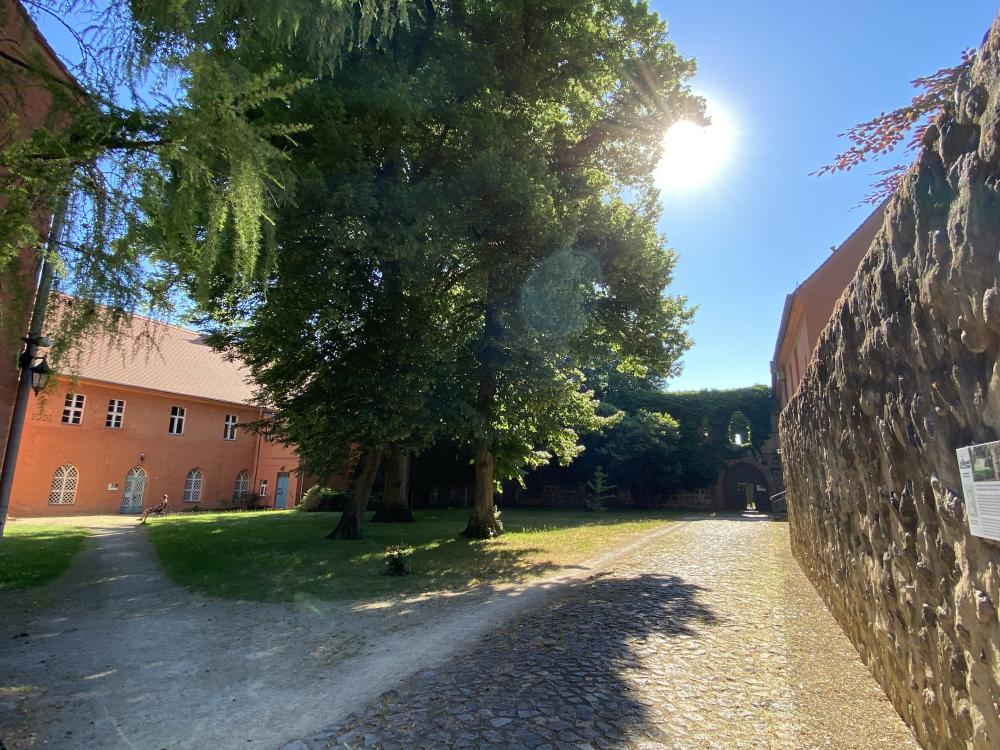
[814,52,975,204]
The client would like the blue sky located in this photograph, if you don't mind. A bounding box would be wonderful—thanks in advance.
[653,1,998,391]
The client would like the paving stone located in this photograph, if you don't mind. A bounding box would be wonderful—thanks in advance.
[309,520,919,750]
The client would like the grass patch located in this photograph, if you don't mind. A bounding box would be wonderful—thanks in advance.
[0,524,89,590]
[144,508,678,602]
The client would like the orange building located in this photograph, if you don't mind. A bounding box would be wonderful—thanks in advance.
[771,204,886,411]
[0,0,80,464]
[8,314,305,517]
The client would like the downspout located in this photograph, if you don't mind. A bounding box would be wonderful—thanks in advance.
[251,405,264,503]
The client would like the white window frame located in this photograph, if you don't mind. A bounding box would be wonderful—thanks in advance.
[61,394,85,425]
[183,467,204,502]
[234,470,250,500]
[106,399,126,429]
[223,414,238,441]
[168,406,186,435]
[258,479,268,497]
[48,463,79,505]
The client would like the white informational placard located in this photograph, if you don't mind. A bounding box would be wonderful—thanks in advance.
[956,441,1000,541]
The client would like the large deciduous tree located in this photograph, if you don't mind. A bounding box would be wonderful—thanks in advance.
[438,1,698,537]
[208,0,699,540]
[207,6,477,539]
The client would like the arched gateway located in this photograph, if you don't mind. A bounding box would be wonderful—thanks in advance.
[722,462,770,512]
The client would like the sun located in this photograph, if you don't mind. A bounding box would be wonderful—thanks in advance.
[655,100,734,191]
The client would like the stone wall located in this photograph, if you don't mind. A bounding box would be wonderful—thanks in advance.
[780,17,1000,750]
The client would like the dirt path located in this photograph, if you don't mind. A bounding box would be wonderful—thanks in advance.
[0,516,685,750]
[296,517,919,750]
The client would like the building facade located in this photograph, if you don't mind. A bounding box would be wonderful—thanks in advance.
[7,315,304,517]
[771,204,886,410]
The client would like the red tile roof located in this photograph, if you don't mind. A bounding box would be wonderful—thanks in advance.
[70,314,257,407]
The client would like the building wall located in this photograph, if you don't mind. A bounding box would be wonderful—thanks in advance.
[7,378,300,516]
[254,438,304,509]
[0,0,78,468]
[773,205,885,410]
[780,21,1000,749]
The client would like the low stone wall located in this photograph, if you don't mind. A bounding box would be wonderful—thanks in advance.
[780,18,1000,750]
[660,488,715,511]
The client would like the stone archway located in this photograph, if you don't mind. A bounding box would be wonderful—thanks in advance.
[722,462,770,512]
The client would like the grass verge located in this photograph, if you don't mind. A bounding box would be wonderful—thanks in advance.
[0,524,89,590]
[144,508,678,602]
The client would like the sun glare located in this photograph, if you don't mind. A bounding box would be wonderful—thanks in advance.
[655,100,734,191]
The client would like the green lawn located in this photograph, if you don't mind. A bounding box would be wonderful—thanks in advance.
[0,524,89,590]
[144,508,678,602]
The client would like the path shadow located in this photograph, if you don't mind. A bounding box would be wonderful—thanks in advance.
[324,570,719,749]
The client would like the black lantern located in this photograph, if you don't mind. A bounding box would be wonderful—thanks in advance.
[30,356,51,394]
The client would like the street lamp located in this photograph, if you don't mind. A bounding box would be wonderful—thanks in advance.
[29,356,51,395]
[18,336,52,396]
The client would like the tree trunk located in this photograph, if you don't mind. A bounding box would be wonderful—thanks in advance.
[372,444,414,523]
[463,300,505,538]
[462,443,503,538]
[327,447,382,539]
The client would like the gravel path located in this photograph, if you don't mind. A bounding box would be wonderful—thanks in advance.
[293,517,919,750]
[0,516,682,750]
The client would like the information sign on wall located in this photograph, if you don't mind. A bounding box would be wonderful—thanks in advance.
[956,441,1000,541]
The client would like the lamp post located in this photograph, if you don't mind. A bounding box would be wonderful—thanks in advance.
[0,196,65,538]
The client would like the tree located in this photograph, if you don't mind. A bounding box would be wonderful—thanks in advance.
[593,408,681,507]
[585,466,616,512]
[372,444,413,523]
[207,7,477,539]
[525,378,774,507]
[210,1,700,542]
[438,0,699,537]
[1,0,411,353]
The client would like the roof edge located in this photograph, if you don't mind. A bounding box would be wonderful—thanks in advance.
[772,200,888,364]
[9,0,83,93]
[794,201,887,297]
[54,373,264,411]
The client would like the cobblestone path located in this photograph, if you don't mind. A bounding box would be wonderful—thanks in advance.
[288,517,919,750]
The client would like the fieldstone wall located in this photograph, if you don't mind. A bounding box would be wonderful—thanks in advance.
[780,17,1000,750]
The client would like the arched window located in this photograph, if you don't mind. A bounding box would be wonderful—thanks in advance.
[49,464,79,505]
[183,468,204,503]
[727,411,752,448]
[233,470,250,500]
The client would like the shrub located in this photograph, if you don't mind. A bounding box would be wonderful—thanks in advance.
[298,486,347,512]
[384,544,412,576]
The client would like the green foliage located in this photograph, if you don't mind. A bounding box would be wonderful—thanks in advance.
[205,1,700,509]
[528,378,773,505]
[297,486,347,512]
[0,0,409,361]
[619,383,773,496]
[584,466,616,512]
[3,2,703,538]
[727,410,752,447]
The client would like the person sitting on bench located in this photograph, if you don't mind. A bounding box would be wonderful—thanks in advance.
[139,494,169,523]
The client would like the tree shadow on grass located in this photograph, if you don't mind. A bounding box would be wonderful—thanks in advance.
[144,508,680,604]
[324,571,719,749]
